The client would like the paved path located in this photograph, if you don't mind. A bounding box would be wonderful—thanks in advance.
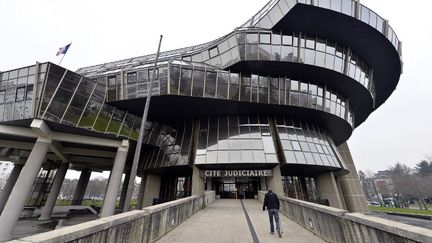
[156,199,324,243]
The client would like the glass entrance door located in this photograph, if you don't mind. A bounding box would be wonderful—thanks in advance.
[222,183,237,199]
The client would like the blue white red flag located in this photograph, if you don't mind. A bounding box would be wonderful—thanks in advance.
[56,43,71,56]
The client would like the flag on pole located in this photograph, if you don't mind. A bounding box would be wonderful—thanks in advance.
[56,43,71,56]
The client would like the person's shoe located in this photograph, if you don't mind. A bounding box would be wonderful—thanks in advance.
[270,231,274,235]
[277,229,282,238]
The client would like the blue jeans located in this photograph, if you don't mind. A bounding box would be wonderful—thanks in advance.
[268,209,280,232]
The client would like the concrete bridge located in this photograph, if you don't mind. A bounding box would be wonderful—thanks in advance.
[8,191,432,243]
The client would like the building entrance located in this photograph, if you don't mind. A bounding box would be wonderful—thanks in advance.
[212,177,260,199]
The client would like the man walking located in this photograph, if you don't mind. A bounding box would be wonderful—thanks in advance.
[262,189,282,237]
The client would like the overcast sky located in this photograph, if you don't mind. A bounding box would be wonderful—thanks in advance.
[0,0,431,174]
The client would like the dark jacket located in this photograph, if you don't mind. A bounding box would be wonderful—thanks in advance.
[263,191,280,210]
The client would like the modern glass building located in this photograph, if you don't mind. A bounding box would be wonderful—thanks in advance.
[0,0,402,239]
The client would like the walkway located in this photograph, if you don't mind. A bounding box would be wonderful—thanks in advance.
[156,199,324,243]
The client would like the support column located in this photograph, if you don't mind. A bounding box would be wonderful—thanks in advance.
[266,165,284,195]
[0,164,23,214]
[191,165,204,196]
[39,162,69,220]
[136,176,146,210]
[316,172,344,209]
[100,141,129,218]
[299,177,309,201]
[336,142,368,212]
[120,169,131,211]
[141,174,161,207]
[0,137,51,242]
[71,168,91,205]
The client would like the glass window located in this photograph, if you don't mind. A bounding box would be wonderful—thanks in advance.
[218,151,229,163]
[240,76,251,102]
[300,82,308,93]
[201,50,210,61]
[260,33,271,44]
[259,44,271,61]
[207,151,217,163]
[281,46,294,62]
[342,0,352,15]
[282,35,293,46]
[16,87,25,101]
[108,76,116,86]
[246,33,259,44]
[209,47,219,58]
[285,151,297,163]
[180,68,192,96]
[262,137,275,154]
[304,49,315,65]
[218,41,229,54]
[316,52,325,67]
[291,141,301,151]
[9,70,18,79]
[331,0,341,12]
[272,34,281,45]
[205,71,217,98]
[192,69,205,97]
[294,151,307,164]
[361,6,369,23]
[290,80,299,91]
[229,151,242,162]
[127,72,137,84]
[229,73,239,100]
[305,38,315,49]
[0,90,5,103]
[245,44,258,60]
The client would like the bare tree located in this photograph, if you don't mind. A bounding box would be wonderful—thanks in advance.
[59,179,78,199]
[85,177,108,200]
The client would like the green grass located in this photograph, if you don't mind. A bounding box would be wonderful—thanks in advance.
[368,206,432,216]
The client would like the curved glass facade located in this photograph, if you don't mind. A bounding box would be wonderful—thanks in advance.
[181,30,374,99]
[136,115,347,172]
[275,117,344,168]
[139,120,194,171]
[195,115,278,165]
[119,64,354,126]
[243,0,400,51]
[237,31,374,97]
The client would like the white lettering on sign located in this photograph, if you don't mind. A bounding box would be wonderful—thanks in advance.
[201,170,273,178]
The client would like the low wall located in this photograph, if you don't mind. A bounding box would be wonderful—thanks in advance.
[13,192,216,243]
[258,191,432,243]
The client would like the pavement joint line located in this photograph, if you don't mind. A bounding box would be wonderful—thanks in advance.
[240,199,260,243]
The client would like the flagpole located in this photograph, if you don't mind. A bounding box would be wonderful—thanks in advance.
[123,35,163,211]
[58,54,66,66]
[58,42,72,66]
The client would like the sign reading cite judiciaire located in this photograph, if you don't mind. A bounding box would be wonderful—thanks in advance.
[201,170,273,177]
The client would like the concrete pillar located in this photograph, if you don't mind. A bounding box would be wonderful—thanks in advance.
[71,168,91,205]
[0,164,23,214]
[136,176,146,210]
[141,174,161,207]
[266,165,284,195]
[191,166,204,196]
[299,177,309,201]
[260,177,267,192]
[0,137,51,242]
[336,142,368,212]
[100,142,129,218]
[316,172,344,209]
[120,169,131,211]
[39,162,69,220]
